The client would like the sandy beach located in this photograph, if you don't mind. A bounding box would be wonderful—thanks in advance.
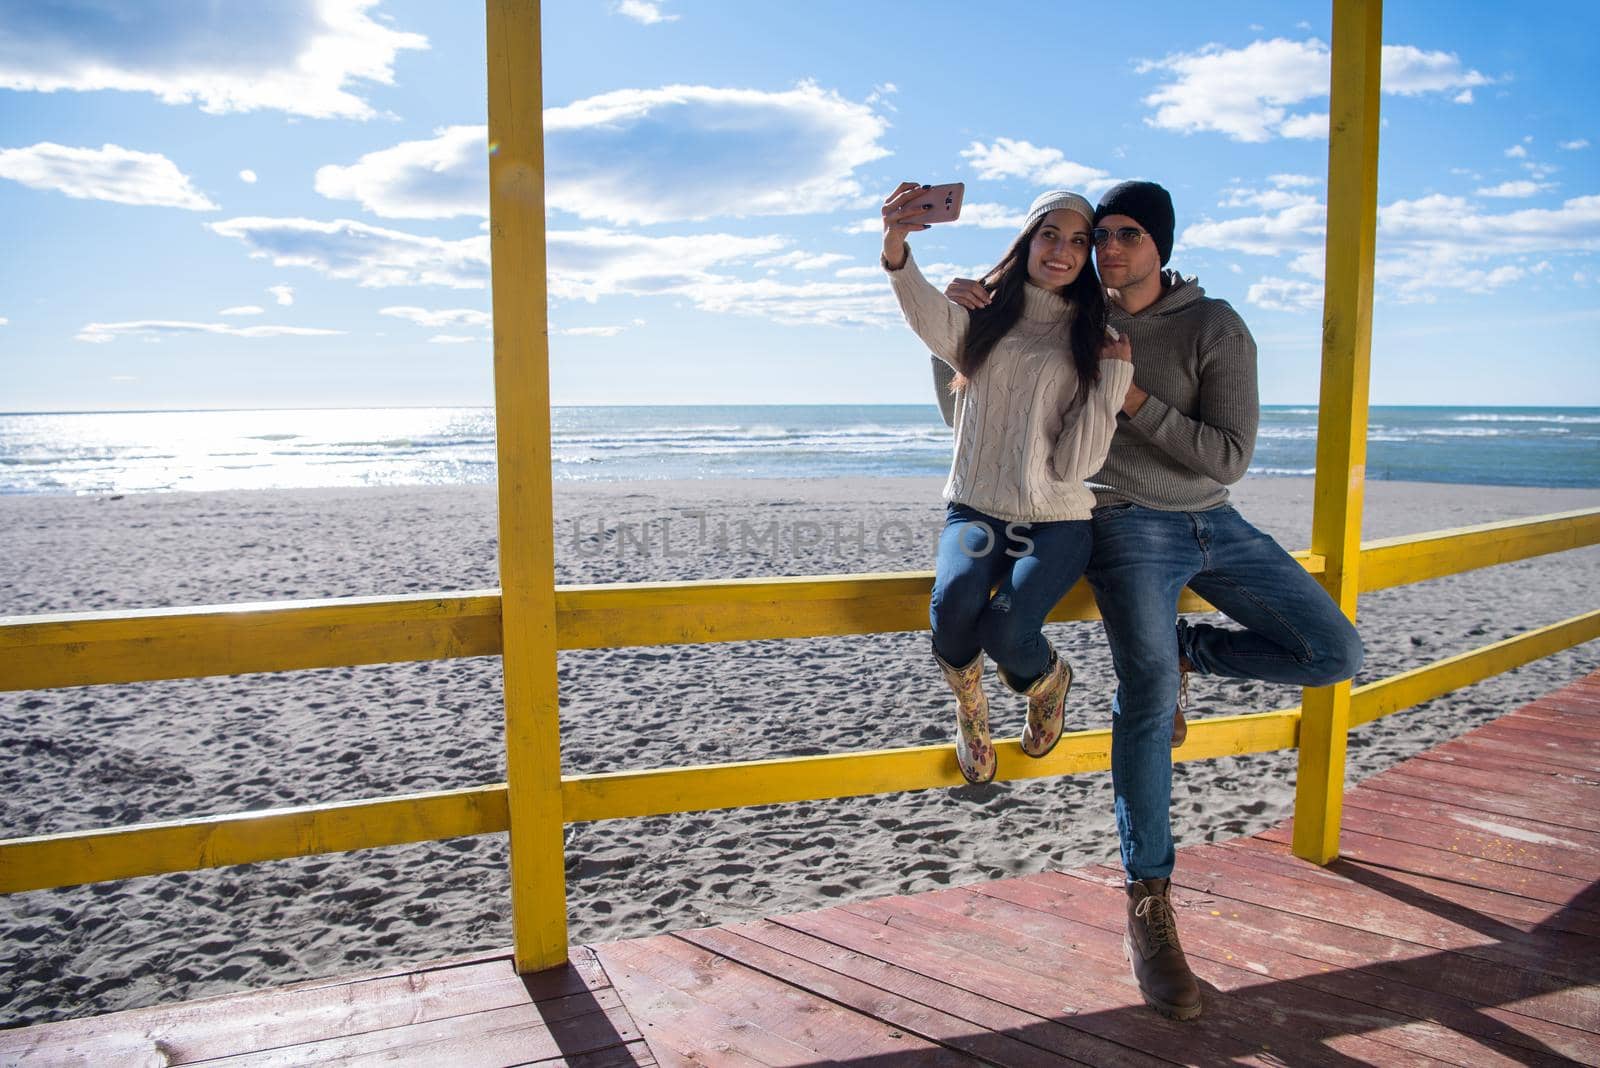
[2,475,1597,1028]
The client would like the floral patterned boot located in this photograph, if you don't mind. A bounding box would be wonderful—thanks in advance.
[1020,648,1072,758]
[935,651,996,784]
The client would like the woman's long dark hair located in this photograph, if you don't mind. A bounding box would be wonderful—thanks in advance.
[954,216,1107,407]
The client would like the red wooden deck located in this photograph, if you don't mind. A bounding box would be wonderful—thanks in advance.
[5,672,1597,1066]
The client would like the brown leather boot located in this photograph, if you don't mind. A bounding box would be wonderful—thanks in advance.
[1124,877,1202,1020]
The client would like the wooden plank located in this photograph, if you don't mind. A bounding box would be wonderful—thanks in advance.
[523,1039,657,1066]
[1421,731,1600,773]
[847,889,1440,1066]
[1220,837,1600,939]
[599,935,971,1065]
[976,872,1585,1068]
[1339,787,1600,856]
[201,997,640,1067]
[591,958,797,1066]
[5,952,616,1065]
[1472,716,1600,746]
[1362,764,1600,832]
[1166,842,1600,997]
[677,925,1092,1067]
[1324,795,1599,875]
[727,918,1164,1067]
[1052,864,1600,1062]
[521,1042,652,1068]
[775,906,1209,1065]
[1261,821,1596,909]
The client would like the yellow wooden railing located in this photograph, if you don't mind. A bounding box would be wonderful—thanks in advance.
[1,0,1597,979]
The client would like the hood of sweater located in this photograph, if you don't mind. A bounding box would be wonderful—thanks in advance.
[1107,269,1204,322]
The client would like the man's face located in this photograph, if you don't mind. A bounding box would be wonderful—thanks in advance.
[1094,213,1160,293]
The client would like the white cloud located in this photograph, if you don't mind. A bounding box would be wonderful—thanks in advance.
[1381,45,1493,95]
[949,202,1027,230]
[0,317,8,326]
[0,142,216,209]
[1476,180,1549,198]
[1185,188,1600,303]
[1278,113,1328,139]
[1270,173,1319,189]
[427,334,478,344]
[558,324,636,337]
[211,215,807,316]
[683,277,898,328]
[379,306,491,328]
[865,82,898,111]
[1247,276,1322,311]
[269,285,295,306]
[546,228,785,302]
[1505,145,1528,159]
[1139,38,1489,142]
[239,170,258,184]
[758,251,852,271]
[316,83,888,224]
[1220,185,1319,211]
[1560,139,1590,151]
[1184,198,1327,257]
[960,138,1115,195]
[1453,89,1473,104]
[213,216,491,289]
[0,0,426,119]
[314,124,483,220]
[218,305,265,316]
[613,0,677,24]
[76,319,344,344]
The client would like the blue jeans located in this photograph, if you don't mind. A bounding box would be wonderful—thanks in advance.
[930,503,1093,691]
[1086,503,1364,881]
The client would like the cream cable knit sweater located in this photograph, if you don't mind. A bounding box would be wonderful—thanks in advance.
[888,249,1133,523]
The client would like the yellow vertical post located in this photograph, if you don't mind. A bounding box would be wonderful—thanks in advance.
[1293,0,1382,864]
[485,0,567,969]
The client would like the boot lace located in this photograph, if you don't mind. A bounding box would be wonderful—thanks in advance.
[1134,892,1180,950]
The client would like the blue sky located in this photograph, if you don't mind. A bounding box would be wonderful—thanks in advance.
[1,0,1596,411]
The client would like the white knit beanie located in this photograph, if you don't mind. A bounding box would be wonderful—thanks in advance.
[1021,190,1094,235]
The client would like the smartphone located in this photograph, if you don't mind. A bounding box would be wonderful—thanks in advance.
[914,182,964,224]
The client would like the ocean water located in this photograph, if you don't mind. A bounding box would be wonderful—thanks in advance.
[0,405,1596,496]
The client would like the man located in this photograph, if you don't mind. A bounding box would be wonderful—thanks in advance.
[940,180,1364,1020]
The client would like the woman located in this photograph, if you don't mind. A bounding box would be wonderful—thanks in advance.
[881,183,1133,784]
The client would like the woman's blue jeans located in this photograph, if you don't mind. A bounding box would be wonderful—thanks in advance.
[1086,502,1364,882]
[930,503,1093,691]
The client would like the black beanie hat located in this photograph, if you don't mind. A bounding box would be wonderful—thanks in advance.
[1094,180,1175,266]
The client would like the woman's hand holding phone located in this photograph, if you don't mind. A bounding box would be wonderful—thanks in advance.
[881,182,934,270]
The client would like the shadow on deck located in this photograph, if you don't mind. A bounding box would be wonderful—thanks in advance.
[5,673,1598,1066]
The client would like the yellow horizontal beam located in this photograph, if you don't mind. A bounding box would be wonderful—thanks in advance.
[0,558,1307,691]
[1359,508,1599,592]
[0,785,508,894]
[8,603,1595,893]
[0,592,503,691]
[559,707,1300,823]
[1349,607,1600,728]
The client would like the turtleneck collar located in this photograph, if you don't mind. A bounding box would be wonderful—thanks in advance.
[1021,282,1071,323]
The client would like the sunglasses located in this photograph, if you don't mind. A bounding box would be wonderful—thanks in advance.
[1091,227,1149,248]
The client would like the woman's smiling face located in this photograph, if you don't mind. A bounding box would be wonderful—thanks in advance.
[1026,209,1092,291]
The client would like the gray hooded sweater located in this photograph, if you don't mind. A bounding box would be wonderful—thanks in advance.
[933,270,1257,512]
